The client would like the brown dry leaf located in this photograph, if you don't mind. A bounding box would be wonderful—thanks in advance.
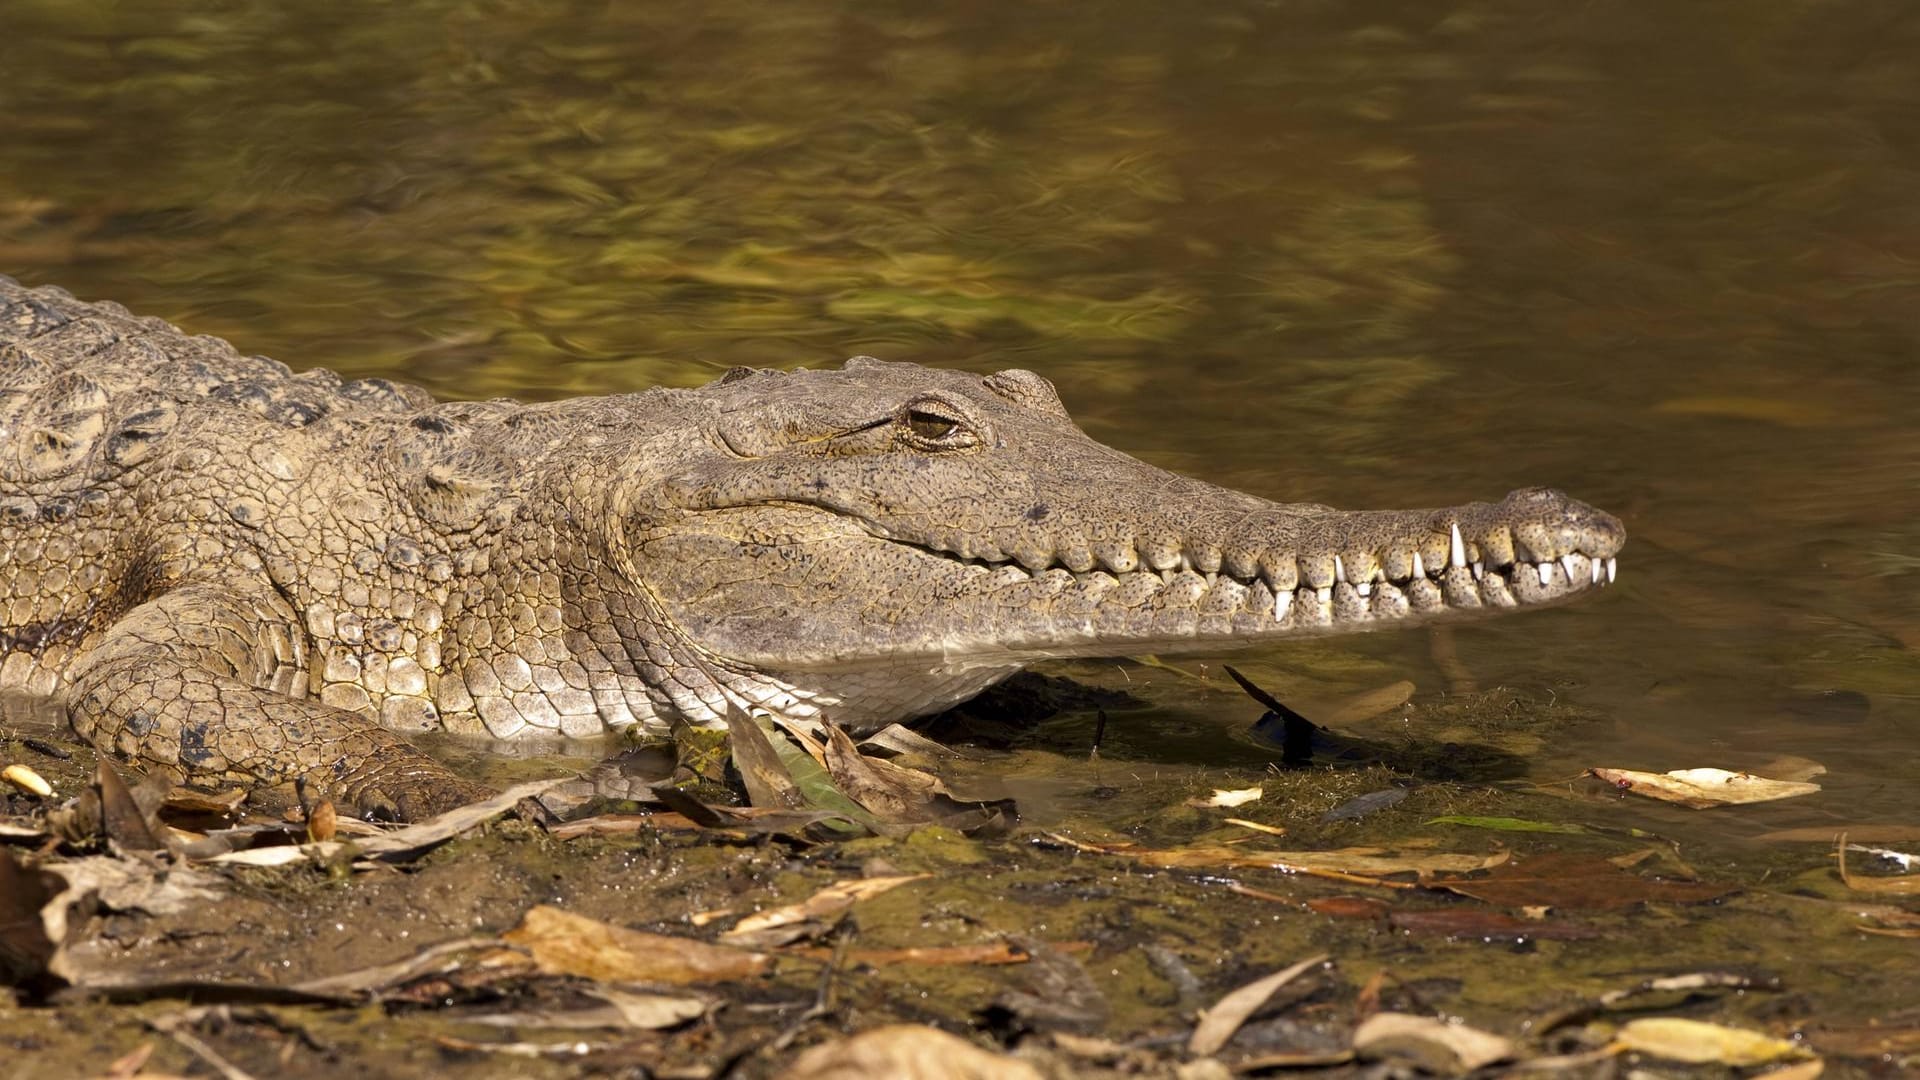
[725,709,812,812]
[1758,825,1920,844]
[1434,852,1737,911]
[1316,679,1417,726]
[503,904,770,985]
[95,761,165,851]
[787,1023,1043,1080]
[1044,831,1504,887]
[464,987,708,1031]
[100,1041,156,1079]
[1224,817,1287,837]
[1801,1024,1920,1058]
[799,942,1037,967]
[1307,896,1391,919]
[1385,909,1599,941]
[1,763,52,797]
[1757,1060,1825,1080]
[306,800,337,844]
[1749,755,1828,783]
[1186,786,1263,809]
[1612,1018,1810,1066]
[719,874,929,948]
[1188,952,1329,1056]
[1590,766,1820,808]
[823,724,949,818]
[0,847,61,988]
[1835,834,1920,896]
[1353,1012,1514,1073]
[546,812,704,838]
[294,936,528,997]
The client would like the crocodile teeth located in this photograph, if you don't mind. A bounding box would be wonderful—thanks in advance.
[1315,586,1332,604]
[1333,554,1347,584]
[1537,562,1553,586]
[1590,557,1603,585]
[1606,556,1617,584]
[1561,554,1580,581]
[1471,561,1483,581]
[1449,523,1467,569]
[1356,581,1372,597]
[1273,589,1293,622]
[1411,551,1425,579]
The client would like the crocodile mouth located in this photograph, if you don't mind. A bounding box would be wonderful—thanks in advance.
[911,528,1616,636]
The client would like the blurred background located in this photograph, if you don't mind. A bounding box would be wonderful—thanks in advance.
[2,0,1915,834]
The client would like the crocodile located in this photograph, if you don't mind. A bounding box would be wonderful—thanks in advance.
[0,276,1624,819]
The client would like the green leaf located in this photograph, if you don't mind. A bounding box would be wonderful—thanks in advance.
[1425,815,1590,835]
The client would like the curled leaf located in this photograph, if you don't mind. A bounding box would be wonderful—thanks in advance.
[1590,767,1820,808]
[1613,1018,1809,1066]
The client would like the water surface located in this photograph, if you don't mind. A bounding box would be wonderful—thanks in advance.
[2,0,1915,841]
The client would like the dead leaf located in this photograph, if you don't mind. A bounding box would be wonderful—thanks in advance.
[100,1041,156,1079]
[201,779,564,868]
[1613,1018,1809,1066]
[1433,852,1737,911]
[1043,831,1505,887]
[0,847,60,990]
[1188,952,1328,1056]
[1756,1060,1825,1080]
[293,937,527,997]
[823,725,949,816]
[1353,1012,1513,1073]
[719,874,929,948]
[1835,833,1920,895]
[1532,972,1783,1035]
[1316,679,1417,726]
[306,800,337,844]
[2,763,52,797]
[796,942,1038,967]
[95,761,165,851]
[1750,755,1828,783]
[545,812,704,838]
[1224,817,1287,837]
[787,1023,1044,1080]
[1187,786,1263,809]
[1758,824,1920,844]
[1385,909,1598,941]
[1307,896,1391,919]
[503,904,770,984]
[725,709,812,812]
[464,988,707,1031]
[1590,766,1820,808]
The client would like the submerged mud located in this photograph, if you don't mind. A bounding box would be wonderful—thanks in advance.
[4,672,1915,1077]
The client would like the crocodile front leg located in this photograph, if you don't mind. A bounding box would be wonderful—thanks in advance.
[63,578,493,821]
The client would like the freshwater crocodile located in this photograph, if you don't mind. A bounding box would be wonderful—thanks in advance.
[0,277,1624,819]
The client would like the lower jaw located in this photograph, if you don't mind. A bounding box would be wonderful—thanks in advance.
[907,551,1618,659]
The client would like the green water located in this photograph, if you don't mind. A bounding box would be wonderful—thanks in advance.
[2,0,1916,842]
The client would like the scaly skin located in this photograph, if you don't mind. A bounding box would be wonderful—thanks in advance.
[0,277,1624,819]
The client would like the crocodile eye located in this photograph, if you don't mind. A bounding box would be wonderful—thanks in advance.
[896,398,980,450]
[907,411,959,440]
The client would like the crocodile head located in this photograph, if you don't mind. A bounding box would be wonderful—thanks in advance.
[616,357,1624,729]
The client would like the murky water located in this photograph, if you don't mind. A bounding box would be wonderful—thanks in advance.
[2,0,1916,843]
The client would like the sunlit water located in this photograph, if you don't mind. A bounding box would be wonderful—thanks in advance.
[2,1,1915,843]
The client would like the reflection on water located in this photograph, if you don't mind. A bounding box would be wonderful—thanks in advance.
[1,1,1916,835]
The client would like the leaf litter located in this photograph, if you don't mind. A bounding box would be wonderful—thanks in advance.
[1589,766,1822,808]
[0,688,1900,1075]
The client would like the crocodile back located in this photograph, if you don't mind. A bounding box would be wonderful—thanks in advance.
[0,276,435,694]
